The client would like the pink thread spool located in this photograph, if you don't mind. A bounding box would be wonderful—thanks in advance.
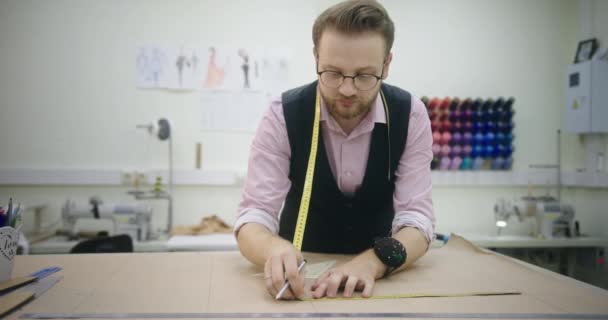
[440,145,451,157]
[433,132,442,144]
[440,156,451,170]
[450,156,463,170]
[440,132,452,145]
[432,144,441,156]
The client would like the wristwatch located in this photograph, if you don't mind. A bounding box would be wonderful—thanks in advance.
[373,237,407,278]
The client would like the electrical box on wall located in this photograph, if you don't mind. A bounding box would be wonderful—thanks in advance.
[565,60,608,133]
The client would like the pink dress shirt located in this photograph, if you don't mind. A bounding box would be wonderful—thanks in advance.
[234,88,435,243]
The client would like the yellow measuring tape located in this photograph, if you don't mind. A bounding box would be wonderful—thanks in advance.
[292,88,391,250]
[291,88,321,251]
[287,87,522,302]
[304,291,521,301]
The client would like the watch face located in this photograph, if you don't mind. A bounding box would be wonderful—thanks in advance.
[375,237,406,268]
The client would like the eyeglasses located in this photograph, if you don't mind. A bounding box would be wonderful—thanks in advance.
[316,60,385,91]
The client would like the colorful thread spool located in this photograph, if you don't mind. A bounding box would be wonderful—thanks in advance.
[433,131,442,144]
[440,156,451,170]
[440,132,452,145]
[432,144,441,156]
[450,156,462,170]
[460,156,472,170]
[463,132,473,144]
[440,144,451,157]
[472,157,484,170]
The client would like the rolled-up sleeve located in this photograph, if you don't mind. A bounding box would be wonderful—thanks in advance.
[391,96,435,243]
[234,98,291,235]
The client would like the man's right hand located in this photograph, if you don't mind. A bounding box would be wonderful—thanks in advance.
[263,239,305,300]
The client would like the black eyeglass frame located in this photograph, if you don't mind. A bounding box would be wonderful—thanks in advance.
[315,59,386,91]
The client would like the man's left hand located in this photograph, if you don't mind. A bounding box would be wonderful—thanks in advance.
[310,254,383,299]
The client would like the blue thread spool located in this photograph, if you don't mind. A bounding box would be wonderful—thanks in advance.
[484,132,496,145]
[472,122,483,133]
[497,121,514,133]
[472,157,484,170]
[451,132,462,145]
[486,145,497,158]
[496,144,506,157]
[486,109,497,121]
[471,110,482,121]
[496,132,505,145]
[492,157,505,170]
[493,97,505,110]
[481,99,493,111]
[460,156,472,170]
[503,157,513,170]
[463,144,472,156]
[485,121,496,133]
[471,145,483,158]
[498,109,514,121]
[474,132,485,144]
[503,97,515,111]
[463,132,473,144]
[503,144,514,157]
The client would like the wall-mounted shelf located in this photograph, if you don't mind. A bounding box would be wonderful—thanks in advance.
[431,171,608,188]
[0,169,238,187]
[0,169,606,188]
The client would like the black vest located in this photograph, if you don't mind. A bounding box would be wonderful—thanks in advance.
[279,81,412,254]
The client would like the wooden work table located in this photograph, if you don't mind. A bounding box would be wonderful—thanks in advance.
[7,235,608,320]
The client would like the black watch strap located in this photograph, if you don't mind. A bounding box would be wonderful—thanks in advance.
[373,237,407,277]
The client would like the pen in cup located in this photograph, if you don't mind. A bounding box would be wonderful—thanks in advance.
[275,259,307,300]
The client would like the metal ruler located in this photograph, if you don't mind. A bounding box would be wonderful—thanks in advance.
[19,312,608,319]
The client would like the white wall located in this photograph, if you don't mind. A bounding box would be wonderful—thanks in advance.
[0,0,606,237]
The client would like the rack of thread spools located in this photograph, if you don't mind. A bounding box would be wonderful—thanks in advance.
[421,96,515,171]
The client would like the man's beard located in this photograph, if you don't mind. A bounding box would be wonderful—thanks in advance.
[322,92,376,121]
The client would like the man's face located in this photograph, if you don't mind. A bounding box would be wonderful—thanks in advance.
[315,29,392,122]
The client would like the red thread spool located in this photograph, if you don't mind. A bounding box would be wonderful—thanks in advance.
[431,120,440,132]
[428,97,441,110]
[440,120,452,132]
[439,97,451,111]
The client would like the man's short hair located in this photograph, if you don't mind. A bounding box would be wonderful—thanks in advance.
[313,0,395,57]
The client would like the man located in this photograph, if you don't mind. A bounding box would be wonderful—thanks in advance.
[235,0,434,300]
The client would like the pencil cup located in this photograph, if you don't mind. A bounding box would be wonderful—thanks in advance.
[0,226,19,282]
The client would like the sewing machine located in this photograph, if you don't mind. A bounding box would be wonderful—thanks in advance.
[61,198,153,241]
[494,196,575,238]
